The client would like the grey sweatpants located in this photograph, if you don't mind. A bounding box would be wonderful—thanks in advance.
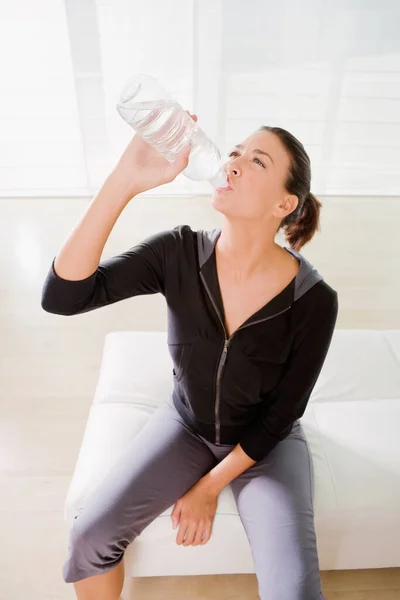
[63,398,325,600]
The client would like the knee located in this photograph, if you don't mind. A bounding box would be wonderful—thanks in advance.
[62,513,128,583]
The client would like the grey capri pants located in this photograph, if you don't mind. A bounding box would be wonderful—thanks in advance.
[63,398,325,600]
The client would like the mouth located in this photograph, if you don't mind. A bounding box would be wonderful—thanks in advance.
[217,177,234,192]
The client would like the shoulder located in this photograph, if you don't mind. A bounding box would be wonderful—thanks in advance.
[140,224,193,245]
[137,224,195,256]
[307,279,338,310]
[284,246,338,314]
[292,278,339,329]
[148,224,219,260]
[134,224,207,276]
[288,280,339,356]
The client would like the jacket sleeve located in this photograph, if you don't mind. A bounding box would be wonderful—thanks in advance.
[41,228,176,316]
[239,291,339,462]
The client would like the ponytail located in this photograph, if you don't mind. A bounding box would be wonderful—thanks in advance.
[283,192,322,252]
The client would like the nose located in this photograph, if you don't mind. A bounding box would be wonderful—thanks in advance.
[225,162,241,178]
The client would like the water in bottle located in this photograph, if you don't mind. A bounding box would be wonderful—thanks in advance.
[116,73,228,189]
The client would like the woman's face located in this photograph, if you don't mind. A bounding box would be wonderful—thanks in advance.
[212,130,298,222]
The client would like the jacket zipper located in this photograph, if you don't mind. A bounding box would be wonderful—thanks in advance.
[200,271,292,444]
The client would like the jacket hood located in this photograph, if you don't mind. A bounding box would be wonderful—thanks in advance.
[197,228,323,302]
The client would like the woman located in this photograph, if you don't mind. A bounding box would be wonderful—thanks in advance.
[42,112,338,600]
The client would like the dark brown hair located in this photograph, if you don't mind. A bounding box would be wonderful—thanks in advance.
[258,125,322,252]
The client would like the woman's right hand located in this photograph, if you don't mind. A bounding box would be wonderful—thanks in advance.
[111,111,198,199]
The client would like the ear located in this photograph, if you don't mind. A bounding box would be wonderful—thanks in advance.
[273,194,298,219]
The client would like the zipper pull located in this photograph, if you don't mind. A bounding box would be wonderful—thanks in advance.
[220,340,229,366]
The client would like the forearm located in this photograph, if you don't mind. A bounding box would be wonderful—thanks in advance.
[53,171,135,281]
[198,443,256,496]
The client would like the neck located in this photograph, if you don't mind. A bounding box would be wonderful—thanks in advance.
[216,217,281,280]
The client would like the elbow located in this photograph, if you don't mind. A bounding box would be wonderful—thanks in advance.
[40,291,55,314]
[40,259,95,316]
[40,292,75,316]
[41,304,73,317]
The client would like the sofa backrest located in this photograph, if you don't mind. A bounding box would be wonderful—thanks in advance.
[92,330,400,408]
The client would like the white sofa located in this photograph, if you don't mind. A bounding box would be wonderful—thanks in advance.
[64,330,400,578]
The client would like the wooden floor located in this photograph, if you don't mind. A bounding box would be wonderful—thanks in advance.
[1,195,399,599]
[130,570,400,599]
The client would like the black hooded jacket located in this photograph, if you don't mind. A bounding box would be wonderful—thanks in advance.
[41,224,338,462]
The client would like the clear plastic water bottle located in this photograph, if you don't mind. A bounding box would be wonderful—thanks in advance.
[116,73,228,189]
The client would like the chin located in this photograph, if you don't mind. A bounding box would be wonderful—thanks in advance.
[211,192,222,210]
[211,195,230,217]
[211,189,234,212]
[211,191,246,220]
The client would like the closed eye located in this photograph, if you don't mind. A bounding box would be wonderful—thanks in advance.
[228,151,266,168]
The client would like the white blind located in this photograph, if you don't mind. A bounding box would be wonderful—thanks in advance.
[0,0,87,197]
[1,0,399,197]
[220,0,400,196]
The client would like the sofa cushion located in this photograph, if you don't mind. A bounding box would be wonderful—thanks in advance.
[310,329,400,402]
[65,329,400,572]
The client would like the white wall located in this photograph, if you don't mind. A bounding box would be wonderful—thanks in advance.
[1,0,399,197]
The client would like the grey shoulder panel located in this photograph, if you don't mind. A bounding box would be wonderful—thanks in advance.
[197,228,222,269]
[284,247,324,301]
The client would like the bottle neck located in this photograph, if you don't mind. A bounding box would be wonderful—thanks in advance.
[209,167,228,189]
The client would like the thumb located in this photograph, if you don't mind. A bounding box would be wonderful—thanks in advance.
[171,502,181,530]
[163,142,192,184]
[175,143,192,172]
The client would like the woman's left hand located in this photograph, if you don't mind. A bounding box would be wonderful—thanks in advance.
[171,482,218,546]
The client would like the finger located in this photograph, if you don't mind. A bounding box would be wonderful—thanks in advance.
[176,521,188,545]
[185,109,198,122]
[200,524,212,545]
[173,144,192,171]
[192,523,207,547]
[183,523,197,547]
